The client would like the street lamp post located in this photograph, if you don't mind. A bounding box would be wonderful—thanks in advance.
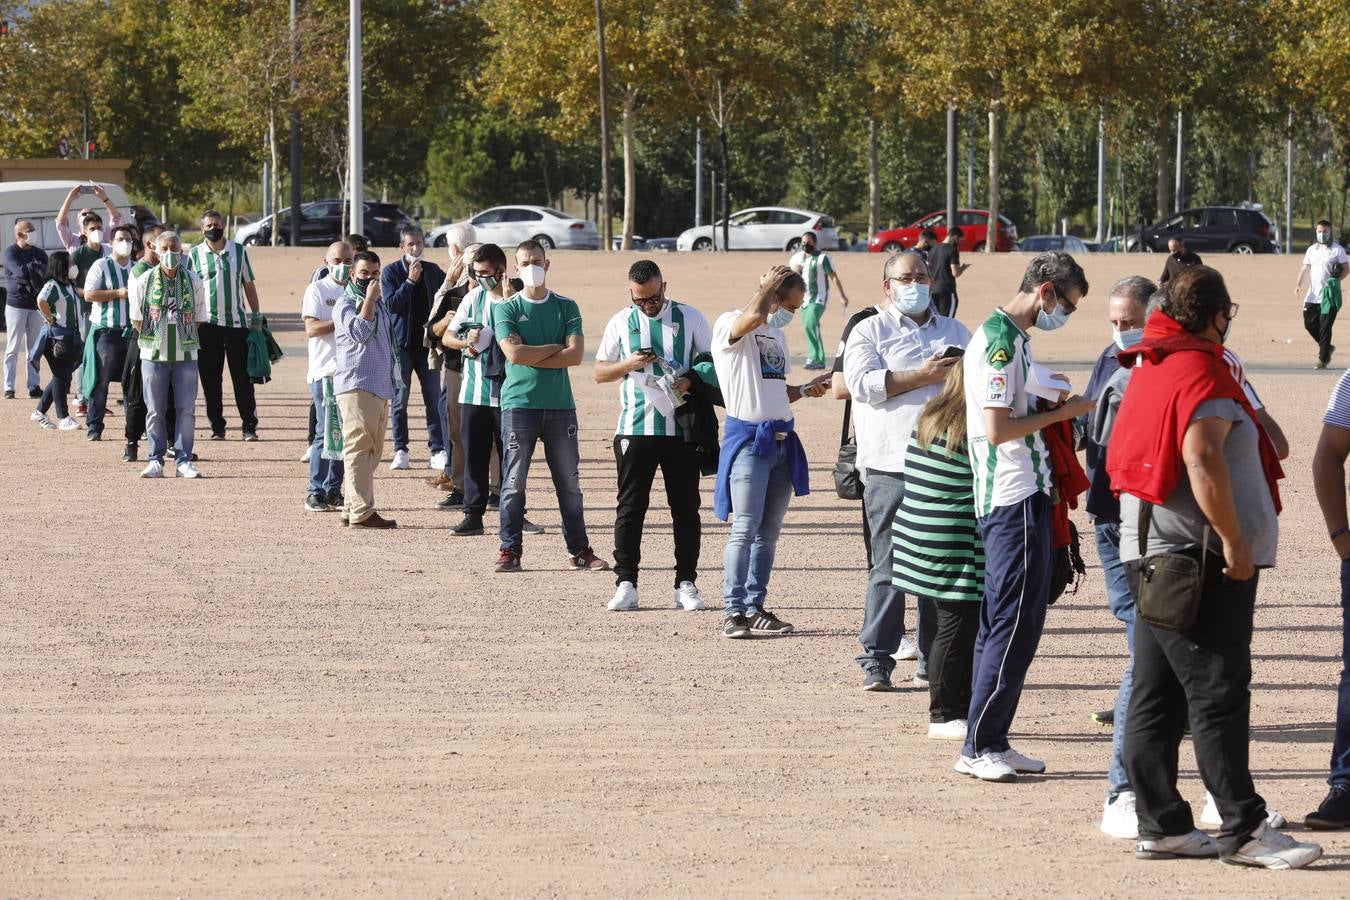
[348,0,363,238]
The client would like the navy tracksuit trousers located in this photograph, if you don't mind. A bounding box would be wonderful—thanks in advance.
[963,492,1052,758]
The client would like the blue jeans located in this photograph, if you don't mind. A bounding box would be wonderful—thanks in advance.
[499,408,588,555]
[722,441,794,615]
[86,327,126,437]
[857,471,908,674]
[1096,521,1136,797]
[307,379,344,495]
[1333,558,1350,786]
[392,347,446,454]
[143,360,198,463]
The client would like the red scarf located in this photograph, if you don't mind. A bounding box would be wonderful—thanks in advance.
[1106,311,1283,513]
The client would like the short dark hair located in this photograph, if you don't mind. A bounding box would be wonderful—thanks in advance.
[48,250,72,282]
[919,228,938,242]
[112,224,136,242]
[472,243,507,270]
[777,271,807,298]
[1019,251,1089,298]
[201,209,222,223]
[516,238,546,257]
[1162,266,1230,334]
[1317,219,1333,229]
[347,233,370,252]
[801,231,817,241]
[628,259,662,285]
[81,212,103,229]
[353,249,381,267]
[399,224,424,243]
[142,223,164,241]
[948,226,964,240]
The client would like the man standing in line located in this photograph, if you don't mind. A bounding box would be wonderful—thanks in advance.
[55,184,121,415]
[595,259,713,612]
[382,225,448,472]
[426,224,478,502]
[844,251,970,691]
[123,225,167,462]
[301,241,353,513]
[1296,219,1349,370]
[4,220,48,399]
[1158,237,1202,287]
[187,209,263,440]
[789,230,849,370]
[927,226,968,318]
[82,224,137,441]
[957,252,1093,782]
[491,240,608,573]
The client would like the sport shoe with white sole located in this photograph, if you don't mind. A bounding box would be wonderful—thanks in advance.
[1200,792,1286,828]
[608,581,639,611]
[722,613,751,639]
[176,461,201,479]
[429,450,448,471]
[1223,821,1322,870]
[673,581,706,610]
[140,460,165,478]
[928,719,968,740]
[894,634,918,661]
[954,752,1017,782]
[33,411,54,429]
[389,449,411,470]
[1100,791,1139,840]
[57,416,79,430]
[1135,829,1219,860]
[1003,747,1046,774]
[746,608,793,635]
[301,444,314,463]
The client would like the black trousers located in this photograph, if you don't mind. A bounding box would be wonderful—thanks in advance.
[1304,304,1338,365]
[121,333,174,442]
[928,600,981,723]
[1123,558,1266,857]
[460,403,502,516]
[932,291,958,318]
[612,435,701,587]
[197,322,257,434]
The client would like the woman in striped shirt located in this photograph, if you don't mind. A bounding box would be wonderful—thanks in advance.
[33,251,82,430]
[892,359,984,740]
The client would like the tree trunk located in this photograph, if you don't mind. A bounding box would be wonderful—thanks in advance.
[595,0,613,251]
[986,101,999,253]
[717,79,730,252]
[620,87,637,251]
[1155,106,1170,221]
[268,111,282,247]
[867,116,880,238]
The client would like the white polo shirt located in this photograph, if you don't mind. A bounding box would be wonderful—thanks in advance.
[1303,241,1348,306]
[302,276,347,383]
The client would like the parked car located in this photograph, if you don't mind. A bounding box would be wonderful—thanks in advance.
[645,237,678,252]
[1018,234,1090,253]
[868,209,1017,253]
[611,234,648,251]
[429,205,600,251]
[676,207,840,252]
[1128,206,1277,254]
[237,199,411,247]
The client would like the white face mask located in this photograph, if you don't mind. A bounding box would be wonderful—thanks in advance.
[768,307,795,328]
[21,230,37,245]
[891,281,932,317]
[67,264,80,280]
[519,263,547,288]
[87,229,104,245]
[113,239,133,258]
[404,250,423,264]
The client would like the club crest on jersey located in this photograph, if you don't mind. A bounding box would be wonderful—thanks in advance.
[987,373,1008,402]
[620,438,630,455]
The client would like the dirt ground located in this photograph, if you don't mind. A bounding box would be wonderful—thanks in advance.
[2,247,1348,896]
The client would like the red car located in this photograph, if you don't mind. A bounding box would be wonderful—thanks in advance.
[868,209,1017,253]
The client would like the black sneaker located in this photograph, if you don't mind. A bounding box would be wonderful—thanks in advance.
[28,388,42,399]
[862,669,895,692]
[1305,785,1350,830]
[3,390,13,399]
[86,431,102,442]
[746,608,794,635]
[324,491,344,508]
[437,489,465,510]
[242,431,259,442]
[123,441,138,462]
[722,613,751,639]
[210,430,226,441]
[522,517,545,535]
[452,513,484,536]
[1093,708,1115,728]
[304,492,331,512]
[486,493,501,510]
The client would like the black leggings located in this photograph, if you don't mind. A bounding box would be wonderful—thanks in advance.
[38,351,75,419]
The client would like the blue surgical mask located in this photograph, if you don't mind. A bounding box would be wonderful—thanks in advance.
[1035,294,1071,331]
[1113,326,1144,351]
[893,281,932,317]
[768,307,795,328]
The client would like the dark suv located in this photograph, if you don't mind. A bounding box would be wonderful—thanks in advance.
[1130,206,1277,254]
[243,199,411,247]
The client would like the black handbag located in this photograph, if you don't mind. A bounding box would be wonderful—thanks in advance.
[1131,502,1207,631]
[832,398,864,501]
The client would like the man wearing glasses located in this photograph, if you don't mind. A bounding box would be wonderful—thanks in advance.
[956,252,1094,783]
[595,259,713,611]
[842,251,970,692]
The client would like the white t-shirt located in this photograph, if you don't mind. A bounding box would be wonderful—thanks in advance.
[1302,241,1348,305]
[596,300,713,436]
[712,311,792,423]
[302,276,347,382]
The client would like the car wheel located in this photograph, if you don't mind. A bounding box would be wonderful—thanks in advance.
[433,234,447,248]
[532,234,555,251]
[882,241,902,253]
[973,241,987,253]
[243,235,259,247]
[1231,242,1254,254]
[786,238,801,252]
[693,238,713,252]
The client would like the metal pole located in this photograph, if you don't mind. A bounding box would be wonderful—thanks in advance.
[594,0,612,251]
[348,0,363,237]
[289,0,302,246]
[1286,111,1294,254]
[1174,107,1184,214]
[1094,110,1106,244]
[694,127,703,228]
[945,101,957,231]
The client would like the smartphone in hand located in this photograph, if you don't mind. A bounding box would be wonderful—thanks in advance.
[79,183,97,195]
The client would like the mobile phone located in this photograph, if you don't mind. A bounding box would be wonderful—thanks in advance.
[79,183,97,195]
[638,346,655,357]
[938,345,964,360]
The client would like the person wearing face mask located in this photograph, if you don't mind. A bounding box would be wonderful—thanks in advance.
[595,258,714,612]
[58,186,123,416]
[381,225,448,472]
[1158,237,1201,287]
[1108,266,1317,869]
[788,231,849,370]
[425,224,479,500]
[31,250,84,430]
[300,241,355,512]
[711,266,831,638]
[842,251,970,691]
[957,252,1094,783]
[81,224,137,441]
[3,219,49,399]
[122,225,171,462]
[1296,219,1349,369]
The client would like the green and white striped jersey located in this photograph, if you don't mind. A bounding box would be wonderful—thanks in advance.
[186,240,256,328]
[596,300,713,436]
[84,256,133,329]
[963,309,1054,516]
[38,279,81,329]
[789,249,835,306]
[448,286,502,408]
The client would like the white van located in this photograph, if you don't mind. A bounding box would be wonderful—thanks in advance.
[0,180,137,252]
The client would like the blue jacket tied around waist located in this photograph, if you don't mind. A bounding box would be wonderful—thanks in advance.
[713,416,810,521]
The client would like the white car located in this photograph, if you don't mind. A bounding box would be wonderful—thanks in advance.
[429,205,600,250]
[675,207,840,252]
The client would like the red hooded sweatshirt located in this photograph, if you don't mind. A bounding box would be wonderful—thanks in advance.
[1106,310,1283,513]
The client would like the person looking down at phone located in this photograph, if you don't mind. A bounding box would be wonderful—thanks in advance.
[711,265,831,639]
[841,250,971,692]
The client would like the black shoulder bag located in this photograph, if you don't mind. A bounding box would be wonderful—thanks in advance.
[1132,502,1207,631]
[832,398,864,501]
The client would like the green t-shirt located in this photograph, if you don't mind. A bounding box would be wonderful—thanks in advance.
[72,243,105,313]
[491,290,583,410]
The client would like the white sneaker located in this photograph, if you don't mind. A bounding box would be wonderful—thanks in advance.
[1135,828,1219,860]
[954,751,1017,782]
[57,416,79,430]
[1200,792,1287,828]
[927,719,968,740]
[1225,821,1322,870]
[607,581,639,611]
[390,449,410,470]
[140,461,165,478]
[33,411,54,428]
[1003,746,1046,774]
[30,409,44,421]
[176,461,201,479]
[301,444,314,463]
[429,450,448,471]
[674,581,706,610]
[893,635,918,661]
[1100,791,1139,840]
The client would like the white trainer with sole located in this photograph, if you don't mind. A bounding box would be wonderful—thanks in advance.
[389,449,410,470]
[1199,792,1286,828]
[927,719,967,740]
[674,581,705,610]
[140,460,165,478]
[1135,829,1219,860]
[954,752,1017,782]
[893,635,918,661]
[1100,791,1138,840]
[1003,747,1046,774]
[607,581,639,611]
[1223,821,1322,870]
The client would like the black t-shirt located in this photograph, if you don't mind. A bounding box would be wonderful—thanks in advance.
[928,242,960,294]
[1160,251,1202,285]
[832,306,881,374]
